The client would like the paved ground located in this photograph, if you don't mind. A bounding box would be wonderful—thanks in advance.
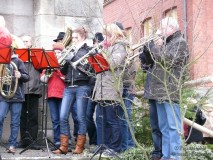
[0,144,100,160]
[0,110,100,160]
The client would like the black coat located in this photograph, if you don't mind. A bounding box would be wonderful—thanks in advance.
[61,43,91,86]
[140,31,188,102]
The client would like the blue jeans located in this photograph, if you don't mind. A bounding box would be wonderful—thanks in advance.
[149,100,162,158]
[71,101,79,140]
[0,101,22,147]
[156,101,181,160]
[96,102,122,152]
[48,98,72,144]
[119,88,135,151]
[60,86,91,136]
[86,98,97,145]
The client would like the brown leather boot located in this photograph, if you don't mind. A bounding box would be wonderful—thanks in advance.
[73,135,86,154]
[52,135,68,154]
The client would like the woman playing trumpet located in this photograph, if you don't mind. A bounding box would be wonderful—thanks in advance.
[40,37,74,150]
[52,26,92,154]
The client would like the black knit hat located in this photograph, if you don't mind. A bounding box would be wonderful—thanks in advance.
[93,32,104,44]
[53,32,65,42]
[114,22,124,30]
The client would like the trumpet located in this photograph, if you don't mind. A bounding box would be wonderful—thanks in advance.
[127,34,163,61]
[71,45,102,69]
[58,45,76,66]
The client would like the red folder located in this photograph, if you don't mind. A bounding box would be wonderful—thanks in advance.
[87,53,109,74]
[30,49,59,69]
[14,48,30,62]
[0,47,12,64]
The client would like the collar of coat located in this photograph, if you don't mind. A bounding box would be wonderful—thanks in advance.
[166,30,182,43]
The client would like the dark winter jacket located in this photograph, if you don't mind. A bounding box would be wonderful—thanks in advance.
[140,31,188,102]
[61,43,91,86]
[23,62,42,96]
[0,55,29,102]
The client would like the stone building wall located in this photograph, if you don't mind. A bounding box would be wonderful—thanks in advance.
[1,0,104,49]
[0,0,103,142]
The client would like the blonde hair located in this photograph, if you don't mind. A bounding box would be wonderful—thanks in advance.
[103,23,125,45]
[73,26,88,39]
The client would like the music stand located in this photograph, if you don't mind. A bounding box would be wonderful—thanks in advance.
[0,47,12,151]
[87,53,109,74]
[0,47,12,64]
[19,49,62,157]
[14,48,36,150]
[87,53,120,159]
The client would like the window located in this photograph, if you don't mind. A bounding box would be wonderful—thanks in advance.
[103,0,115,6]
[142,18,153,38]
[165,7,178,20]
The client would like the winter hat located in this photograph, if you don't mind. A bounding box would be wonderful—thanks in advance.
[53,32,65,42]
[93,32,104,44]
[114,22,124,30]
[0,26,12,49]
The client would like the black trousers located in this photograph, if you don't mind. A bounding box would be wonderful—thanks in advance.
[20,94,39,144]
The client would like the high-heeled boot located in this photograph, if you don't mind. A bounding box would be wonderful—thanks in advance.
[52,134,68,154]
[73,135,86,154]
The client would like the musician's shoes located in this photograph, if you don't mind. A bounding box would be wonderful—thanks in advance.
[102,149,118,158]
[50,144,60,151]
[6,146,16,154]
[89,144,98,153]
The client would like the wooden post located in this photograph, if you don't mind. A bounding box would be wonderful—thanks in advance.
[183,118,213,137]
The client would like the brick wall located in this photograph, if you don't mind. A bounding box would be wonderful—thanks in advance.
[103,0,213,80]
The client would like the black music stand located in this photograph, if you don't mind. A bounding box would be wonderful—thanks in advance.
[0,47,12,152]
[14,48,40,150]
[19,49,63,157]
[87,53,121,159]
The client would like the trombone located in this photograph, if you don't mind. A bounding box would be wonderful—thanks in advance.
[127,34,163,61]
